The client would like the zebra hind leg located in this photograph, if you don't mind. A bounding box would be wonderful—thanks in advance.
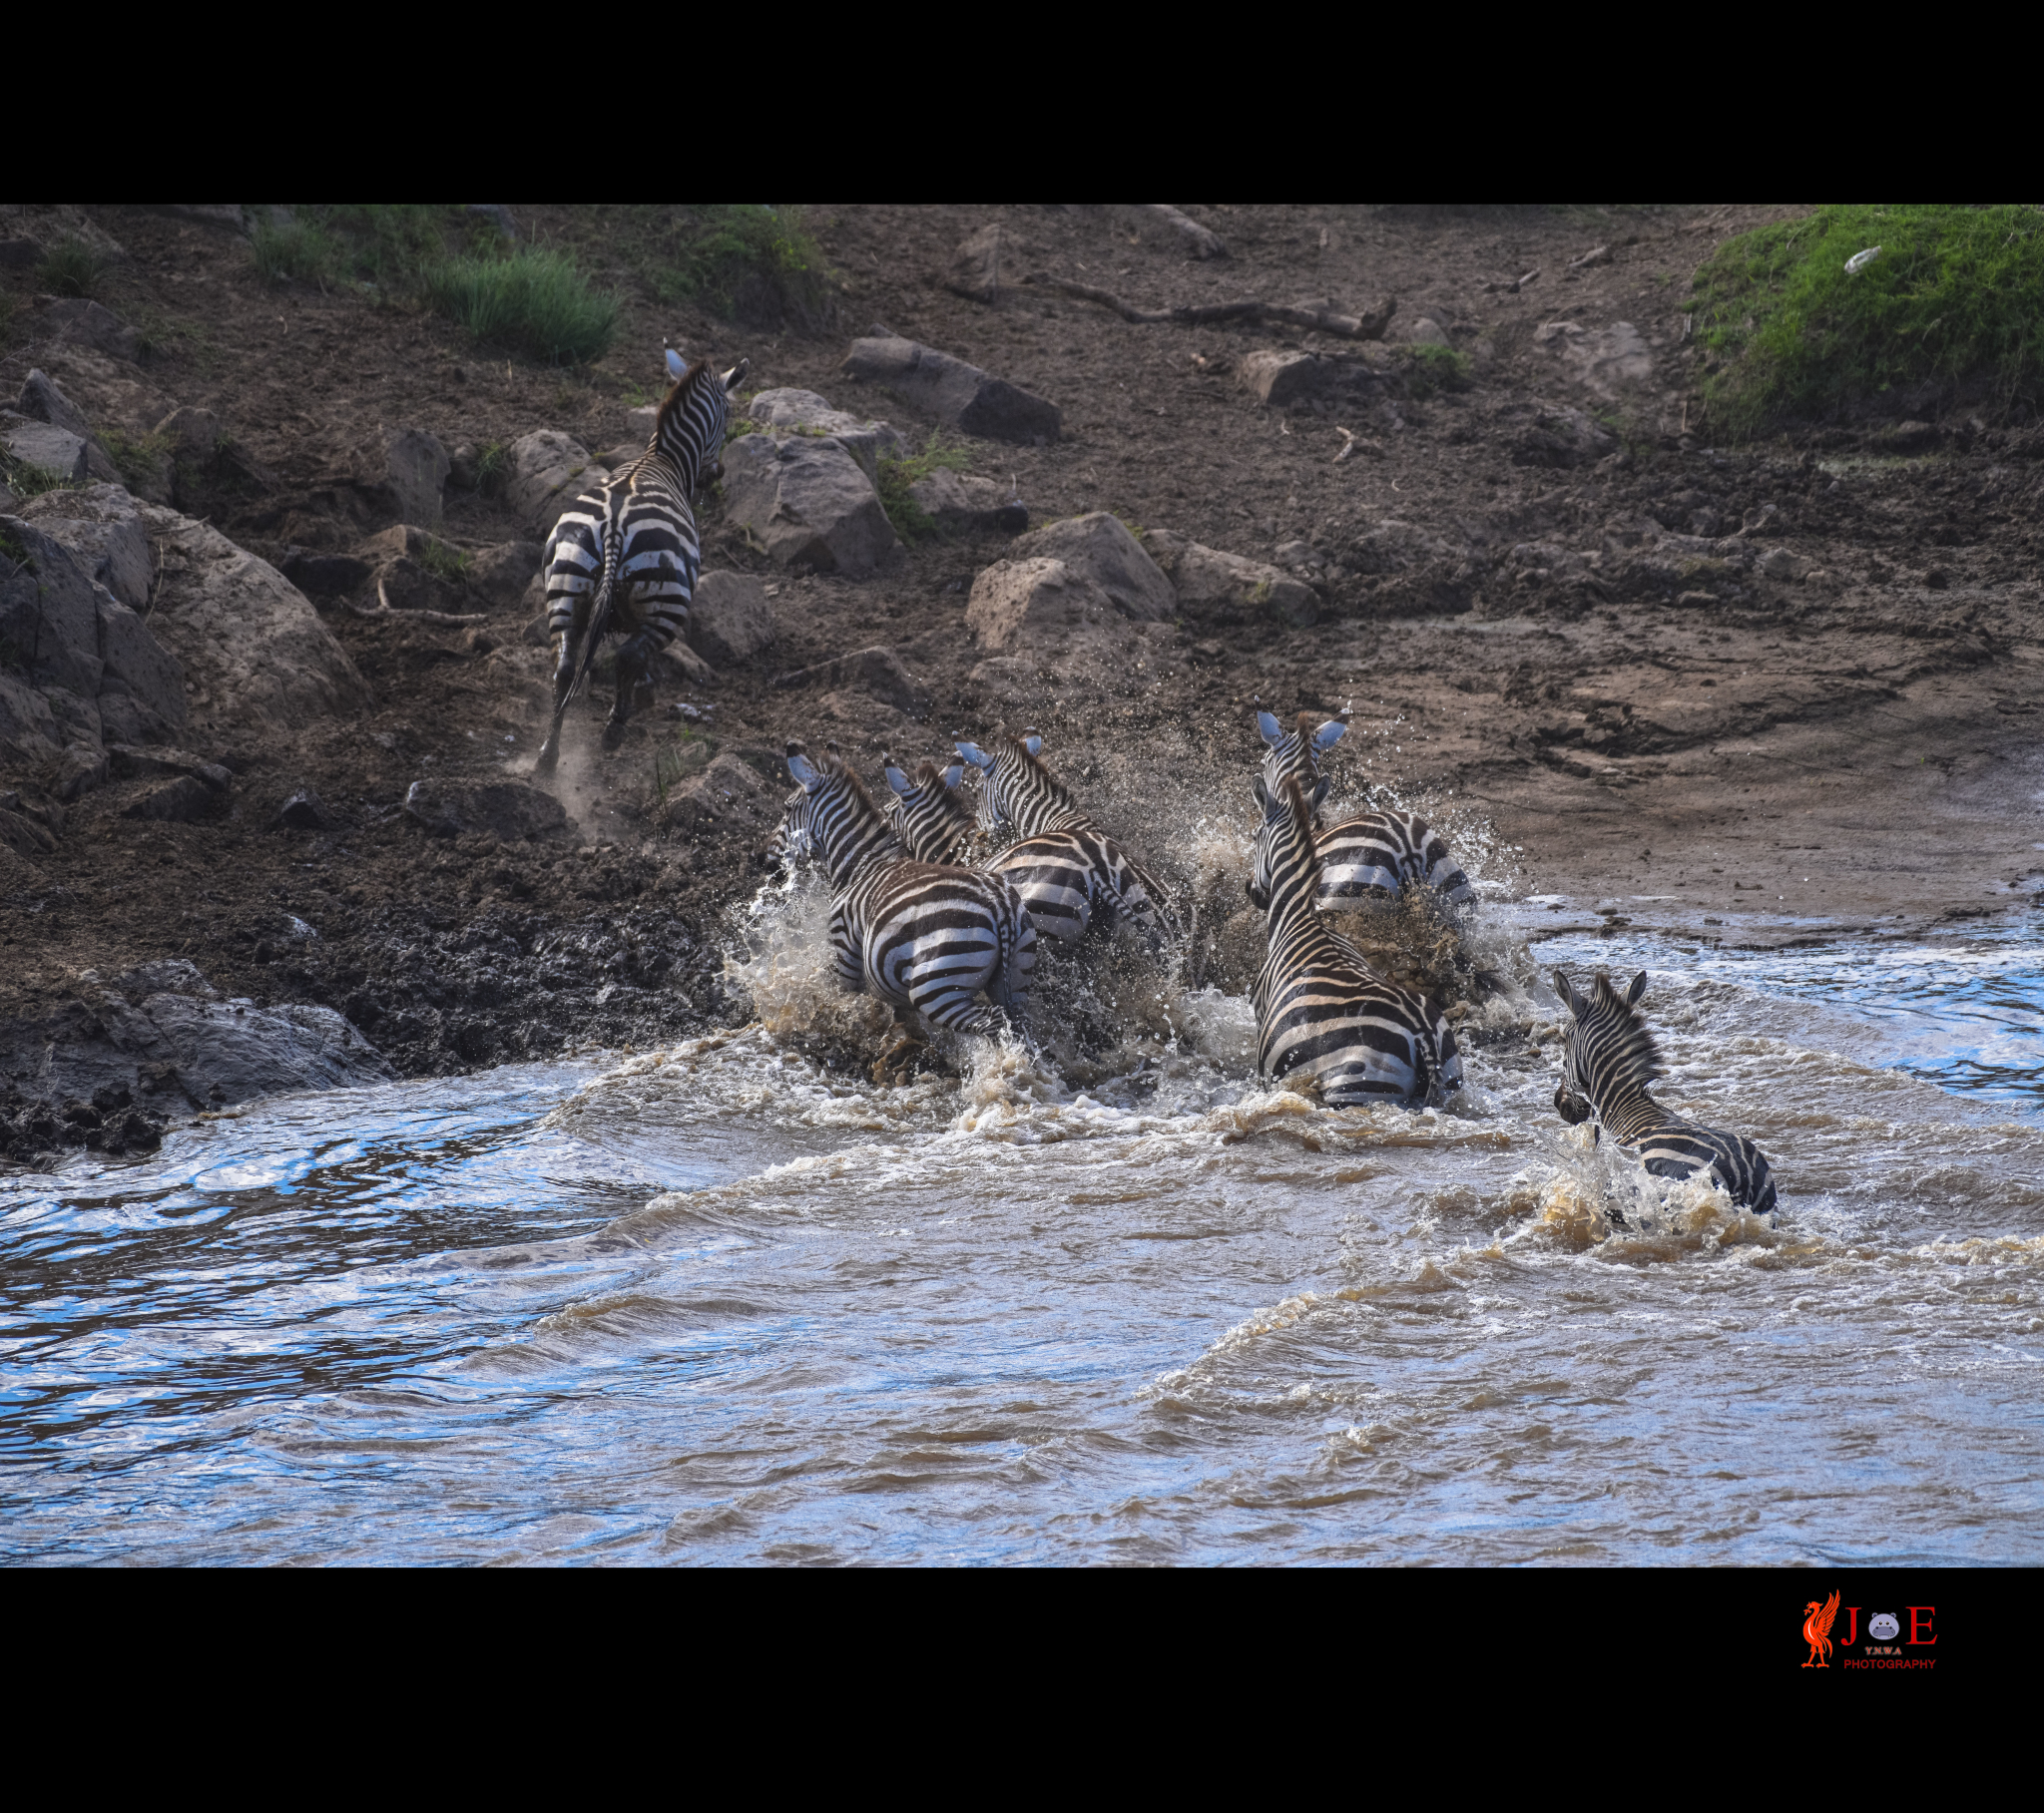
[532,623,582,775]
[603,633,658,749]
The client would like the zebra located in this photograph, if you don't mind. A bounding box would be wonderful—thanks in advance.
[1256,709,1474,907]
[534,348,749,774]
[1551,967,1779,1216]
[1247,771,1461,1108]
[784,741,1036,1036]
[881,754,977,866]
[953,732,1172,949]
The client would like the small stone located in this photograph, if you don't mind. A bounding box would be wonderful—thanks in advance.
[277,788,333,830]
[1237,350,1330,407]
[505,429,599,535]
[42,298,140,361]
[687,570,776,666]
[774,646,930,711]
[840,334,1061,444]
[1674,590,1716,609]
[403,777,568,842]
[153,405,223,465]
[123,774,218,822]
[280,550,373,599]
[1005,513,1177,621]
[945,225,1016,303]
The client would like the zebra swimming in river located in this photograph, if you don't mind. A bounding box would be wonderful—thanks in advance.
[881,754,977,867]
[783,741,1036,1036]
[1551,967,1779,1216]
[1257,709,1474,908]
[1248,772,1462,1108]
[534,349,748,774]
[954,731,1172,950]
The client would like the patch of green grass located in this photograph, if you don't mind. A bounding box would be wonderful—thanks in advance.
[875,434,971,543]
[422,247,618,364]
[94,426,172,491]
[635,206,835,328]
[417,539,472,585]
[1402,343,1474,394]
[36,236,110,300]
[0,448,84,501]
[252,216,339,287]
[313,205,456,289]
[475,439,510,497]
[1693,204,2044,437]
[0,524,30,569]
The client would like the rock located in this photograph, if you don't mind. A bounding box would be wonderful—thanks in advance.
[403,777,567,842]
[41,298,140,361]
[719,432,901,577]
[506,429,601,535]
[1758,546,1801,581]
[107,744,224,782]
[841,333,1061,444]
[687,570,775,666]
[965,557,1122,652]
[945,225,1017,302]
[774,646,928,712]
[1,418,90,484]
[0,516,106,701]
[1392,315,1452,347]
[95,591,188,739]
[154,405,222,466]
[467,204,518,240]
[132,502,369,729]
[1511,404,1618,468]
[746,389,906,478]
[123,774,218,821]
[347,426,449,527]
[662,750,774,832]
[1144,530,1319,628]
[0,675,62,766]
[280,550,372,600]
[1534,320,1653,398]
[468,541,543,611]
[15,481,155,609]
[276,788,334,829]
[1005,512,1177,621]
[51,745,108,800]
[1238,350,1333,407]
[905,467,1027,535]
[0,238,38,269]
[16,368,92,441]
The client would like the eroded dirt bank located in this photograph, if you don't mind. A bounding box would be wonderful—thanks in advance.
[3,204,2040,1157]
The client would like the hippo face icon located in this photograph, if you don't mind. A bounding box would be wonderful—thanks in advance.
[1868,1612,1900,1641]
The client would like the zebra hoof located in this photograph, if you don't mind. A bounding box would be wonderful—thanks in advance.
[600,720,627,750]
[533,741,561,775]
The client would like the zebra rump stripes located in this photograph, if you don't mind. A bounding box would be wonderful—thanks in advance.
[1249,772,1462,1109]
[785,742,1035,1036]
[535,351,748,773]
[1551,968,1779,1216]
[1257,709,1473,907]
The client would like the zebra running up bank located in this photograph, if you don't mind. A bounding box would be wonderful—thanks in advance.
[881,754,976,866]
[954,732,1172,949]
[784,742,1036,1035]
[1551,968,1779,1216]
[1248,772,1462,1108]
[534,349,749,773]
[1257,709,1474,908]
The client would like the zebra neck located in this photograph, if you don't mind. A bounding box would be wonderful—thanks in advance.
[1589,1083,1669,1138]
[823,825,901,889]
[1266,857,1322,940]
[645,443,700,493]
[1013,801,1087,837]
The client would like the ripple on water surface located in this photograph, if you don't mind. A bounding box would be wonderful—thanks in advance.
[4,923,2042,1565]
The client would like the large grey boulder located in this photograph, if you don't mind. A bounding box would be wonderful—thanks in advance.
[906,467,1026,535]
[687,570,775,667]
[132,503,369,730]
[1144,530,1318,629]
[719,432,901,577]
[1,417,90,485]
[746,389,905,480]
[662,749,775,833]
[16,481,154,608]
[966,557,1122,652]
[506,429,600,535]
[346,425,450,527]
[0,516,107,703]
[14,369,122,485]
[1238,350,1333,407]
[1006,512,1176,621]
[404,776,567,842]
[41,298,140,362]
[842,333,1061,444]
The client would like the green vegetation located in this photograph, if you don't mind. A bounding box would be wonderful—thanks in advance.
[474,439,511,497]
[1693,204,2044,437]
[416,539,472,585]
[36,235,110,300]
[1402,343,1474,394]
[251,215,340,287]
[421,246,618,364]
[95,426,172,491]
[0,446,83,501]
[0,523,29,569]
[875,434,971,543]
[632,206,835,328]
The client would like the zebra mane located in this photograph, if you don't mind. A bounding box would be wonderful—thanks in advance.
[1001,733,1077,809]
[812,746,887,823]
[917,759,972,810]
[1580,970,1667,1089]
[654,353,718,439]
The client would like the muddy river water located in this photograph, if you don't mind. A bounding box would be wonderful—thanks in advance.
[5,885,2041,1566]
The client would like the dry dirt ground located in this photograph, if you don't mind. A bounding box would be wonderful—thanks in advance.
[3,203,2040,1099]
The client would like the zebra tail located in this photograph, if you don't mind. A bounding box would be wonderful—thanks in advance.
[569,515,626,702]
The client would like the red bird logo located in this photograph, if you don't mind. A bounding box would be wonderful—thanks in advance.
[1801,1590,1841,1667]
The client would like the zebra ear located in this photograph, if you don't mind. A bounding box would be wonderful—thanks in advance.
[882,761,912,796]
[941,761,963,790]
[1626,971,1649,1008]
[1311,776,1332,812]
[1312,720,1347,756]
[1022,733,1042,757]
[722,357,749,393]
[787,753,820,789]
[1553,969,1582,1014]
[665,345,686,381]
[1252,775,1272,814]
[1256,709,1283,748]
[955,740,992,769]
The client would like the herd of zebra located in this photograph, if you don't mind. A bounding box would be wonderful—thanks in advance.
[528,346,1779,1216]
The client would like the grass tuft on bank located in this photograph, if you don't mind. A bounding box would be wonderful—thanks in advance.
[1693,204,2044,438]
[876,436,971,543]
[421,246,619,365]
[634,206,835,329]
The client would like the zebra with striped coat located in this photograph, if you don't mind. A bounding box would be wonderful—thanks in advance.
[534,350,749,773]
[881,754,976,867]
[1551,967,1778,1215]
[954,733,1172,950]
[784,742,1036,1036]
[1257,709,1474,908]
[1248,772,1462,1108]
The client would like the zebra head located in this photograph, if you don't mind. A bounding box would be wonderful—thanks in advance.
[655,351,751,491]
[1257,709,1344,823]
[1552,968,1662,1124]
[1246,772,1316,915]
[784,739,899,883]
[882,754,974,864]
[955,731,1073,838]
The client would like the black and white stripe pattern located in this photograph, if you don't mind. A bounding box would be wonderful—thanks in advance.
[1248,773,1461,1108]
[954,732,1171,948]
[1551,968,1778,1215]
[881,755,976,867]
[785,742,1035,1035]
[534,351,748,773]
[1257,709,1473,907]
